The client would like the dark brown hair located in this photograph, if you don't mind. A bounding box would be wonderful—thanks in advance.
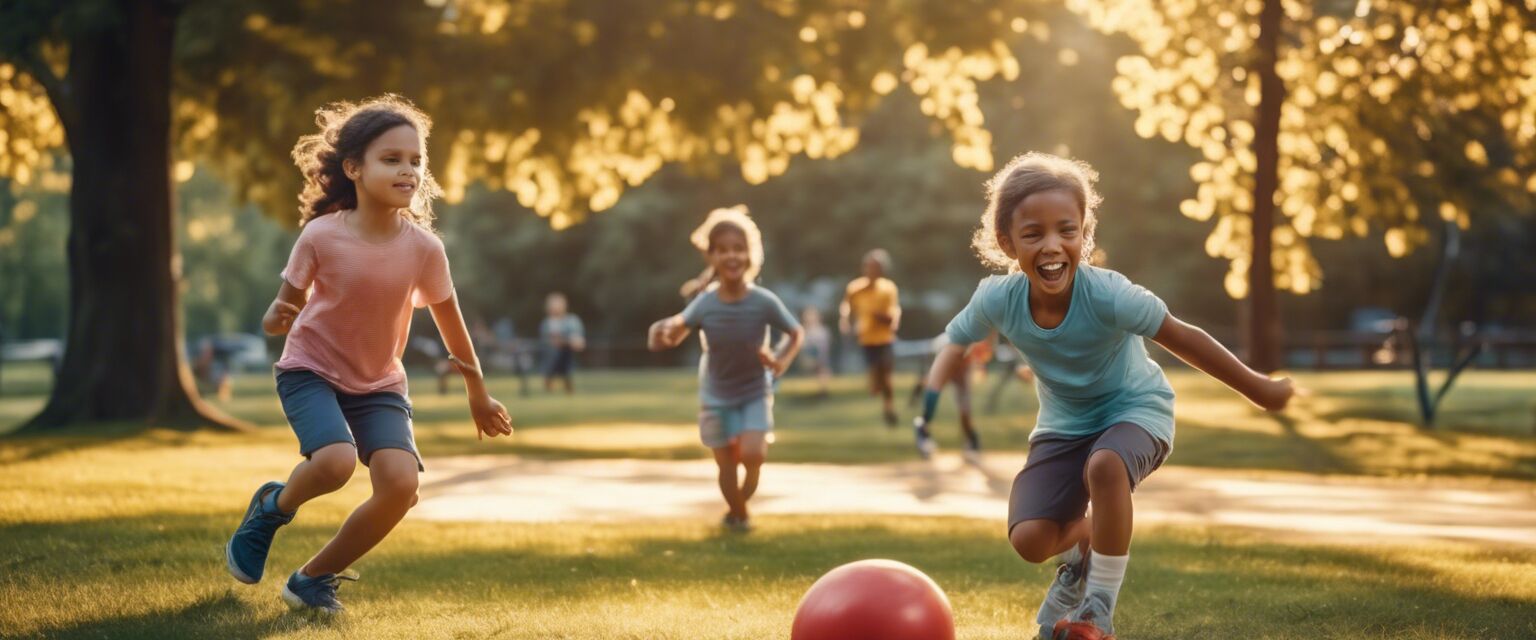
[290,94,443,227]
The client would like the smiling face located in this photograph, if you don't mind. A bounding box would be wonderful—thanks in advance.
[708,226,751,285]
[1000,189,1084,298]
[345,124,423,210]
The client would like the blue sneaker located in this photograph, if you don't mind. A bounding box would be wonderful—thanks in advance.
[282,569,359,614]
[225,481,293,584]
[1036,550,1090,637]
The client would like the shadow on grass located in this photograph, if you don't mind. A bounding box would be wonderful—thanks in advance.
[6,512,1535,639]
[1164,417,1361,476]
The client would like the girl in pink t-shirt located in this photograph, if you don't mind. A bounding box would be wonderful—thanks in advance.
[225,95,512,614]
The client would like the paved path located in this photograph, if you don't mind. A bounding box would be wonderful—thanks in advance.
[415,454,1536,547]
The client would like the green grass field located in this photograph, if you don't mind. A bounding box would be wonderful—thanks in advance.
[2,364,1535,638]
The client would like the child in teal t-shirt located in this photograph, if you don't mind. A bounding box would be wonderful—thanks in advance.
[916,152,1294,639]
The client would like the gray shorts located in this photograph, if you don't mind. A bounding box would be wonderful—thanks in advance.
[1008,422,1168,532]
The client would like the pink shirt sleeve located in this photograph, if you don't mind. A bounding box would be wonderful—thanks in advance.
[411,235,454,308]
[281,227,318,289]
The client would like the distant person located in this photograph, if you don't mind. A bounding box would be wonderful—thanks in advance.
[910,333,983,463]
[648,206,803,533]
[195,335,240,402]
[540,292,585,394]
[224,96,511,614]
[840,248,902,427]
[799,306,833,397]
[914,152,1294,639]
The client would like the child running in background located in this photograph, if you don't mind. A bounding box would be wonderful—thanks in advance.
[225,96,512,614]
[840,249,902,427]
[799,306,833,397]
[910,332,984,464]
[540,292,585,394]
[649,206,803,533]
[916,152,1293,639]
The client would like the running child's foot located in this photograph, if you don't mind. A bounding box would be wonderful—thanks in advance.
[883,408,899,428]
[912,418,937,460]
[961,442,983,466]
[281,569,359,614]
[225,481,293,584]
[721,513,754,533]
[1052,592,1115,640]
[1035,550,1090,636]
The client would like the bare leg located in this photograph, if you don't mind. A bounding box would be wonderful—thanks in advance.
[301,449,420,576]
[275,443,357,514]
[1009,517,1092,564]
[1084,450,1133,555]
[737,431,768,502]
[712,444,747,520]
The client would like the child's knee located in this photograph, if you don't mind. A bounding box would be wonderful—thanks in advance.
[740,447,766,468]
[310,445,358,487]
[1085,450,1128,489]
[1009,521,1057,564]
[375,471,420,507]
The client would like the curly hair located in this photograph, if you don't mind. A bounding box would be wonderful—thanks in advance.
[679,205,765,299]
[972,152,1101,273]
[290,94,443,228]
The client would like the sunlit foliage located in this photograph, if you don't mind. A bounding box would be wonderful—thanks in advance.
[3,0,1058,229]
[1068,0,1536,297]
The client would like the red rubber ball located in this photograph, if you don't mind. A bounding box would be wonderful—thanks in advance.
[791,559,955,640]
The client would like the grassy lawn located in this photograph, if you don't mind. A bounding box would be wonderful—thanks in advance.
[1,365,1535,637]
[2,442,1534,640]
[11,362,1534,479]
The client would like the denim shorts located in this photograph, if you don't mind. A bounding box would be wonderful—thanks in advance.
[698,395,774,449]
[275,369,424,471]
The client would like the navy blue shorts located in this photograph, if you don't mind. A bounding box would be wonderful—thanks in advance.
[861,343,894,370]
[543,347,576,378]
[275,369,423,471]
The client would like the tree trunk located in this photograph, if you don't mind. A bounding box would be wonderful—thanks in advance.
[1245,0,1286,373]
[22,1,245,431]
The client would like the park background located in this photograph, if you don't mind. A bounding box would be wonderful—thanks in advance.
[2,1,1535,638]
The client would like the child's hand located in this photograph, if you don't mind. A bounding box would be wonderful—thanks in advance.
[1253,376,1296,412]
[262,301,301,335]
[758,346,788,376]
[470,393,513,440]
[964,341,994,365]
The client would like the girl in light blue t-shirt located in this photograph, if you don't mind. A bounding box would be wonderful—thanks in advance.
[917,152,1295,639]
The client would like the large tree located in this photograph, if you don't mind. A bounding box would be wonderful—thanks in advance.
[0,0,1060,430]
[1066,0,1536,371]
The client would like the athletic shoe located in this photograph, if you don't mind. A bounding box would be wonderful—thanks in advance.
[913,418,937,460]
[721,513,754,533]
[281,569,358,614]
[1035,550,1089,637]
[1052,592,1115,640]
[225,481,293,584]
[961,442,983,466]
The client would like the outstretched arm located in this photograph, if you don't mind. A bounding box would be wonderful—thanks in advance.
[648,314,691,351]
[1151,314,1293,411]
[429,292,514,439]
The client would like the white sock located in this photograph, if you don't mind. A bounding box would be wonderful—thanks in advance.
[1085,551,1129,607]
